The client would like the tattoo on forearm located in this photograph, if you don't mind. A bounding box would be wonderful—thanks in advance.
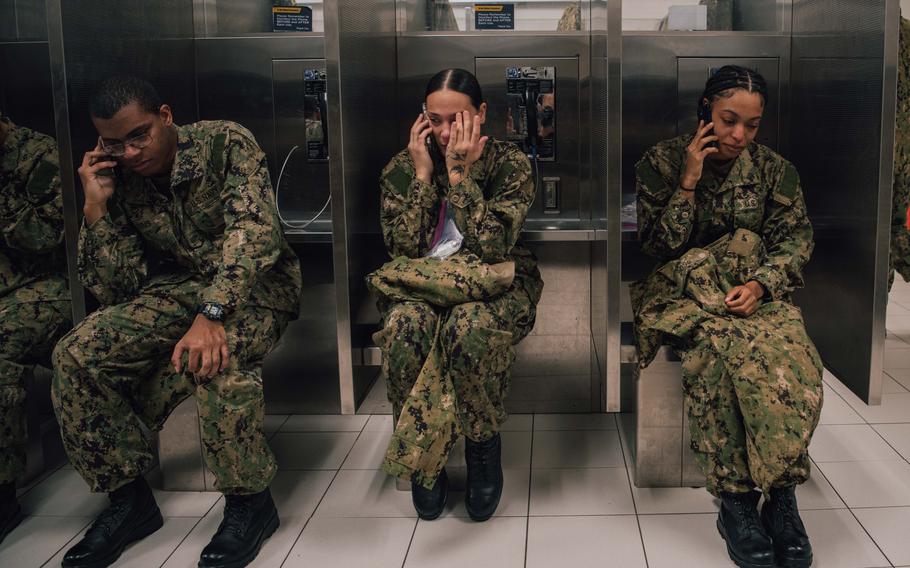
[448,151,467,162]
[450,165,465,177]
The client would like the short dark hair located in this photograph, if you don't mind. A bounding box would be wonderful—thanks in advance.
[89,76,162,119]
[701,65,769,108]
[425,68,484,108]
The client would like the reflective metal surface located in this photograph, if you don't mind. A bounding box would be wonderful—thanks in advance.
[789,0,896,404]
[395,32,601,412]
[0,0,47,40]
[604,0,623,412]
[195,0,326,36]
[325,0,399,412]
[2,0,70,485]
[398,33,592,228]
[194,32,343,410]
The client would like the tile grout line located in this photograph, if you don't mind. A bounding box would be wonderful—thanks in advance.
[277,413,374,567]
[275,469,344,567]
[400,516,420,568]
[809,458,896,567]
[614,413,651,568]
[37,517,94,568]
[157,495,225,568]
[522,414,535,568]
[868,424,910,468]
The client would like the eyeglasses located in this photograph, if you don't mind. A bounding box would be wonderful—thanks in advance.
[98,132,152,157]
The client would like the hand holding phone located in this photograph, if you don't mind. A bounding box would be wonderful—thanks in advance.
[697,100,718,150]
[408,105,434,184]
[78,144,118,222]
[681,118,719,191]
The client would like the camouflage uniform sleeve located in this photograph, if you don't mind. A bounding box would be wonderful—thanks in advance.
[748,163,814,300]
[77,199,149,305]
[198,127,285,313]
[448,145,534,263]
[635,148,696,260]
[0,139,64,253]
[379,153,439,258]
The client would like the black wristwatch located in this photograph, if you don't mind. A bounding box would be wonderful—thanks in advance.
[197,302,226,323]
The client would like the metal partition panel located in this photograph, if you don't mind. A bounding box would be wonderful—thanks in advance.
[475,56,582,221]
[1,1,69,485]
[621,33,791,283]
[194,35,342,412]
[734,0,792,31]
[195,0,326,36]
[590,0,611,411]
[0,41,54,136]
[194,36,330,227]
[396,33,600,412]
[397,34,592,231]
[48,0,197,321]
[325,0,399,413]
[1,0,48,40]
[790,0,896,404]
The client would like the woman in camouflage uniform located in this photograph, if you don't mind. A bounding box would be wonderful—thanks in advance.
[374,69,543,522]
[634,66,822,568]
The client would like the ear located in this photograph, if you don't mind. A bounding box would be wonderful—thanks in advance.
[159,104,174,126]
[478,102,488,125]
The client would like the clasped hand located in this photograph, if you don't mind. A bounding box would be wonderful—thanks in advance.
[725,281,765,317]
[171,315,230,381]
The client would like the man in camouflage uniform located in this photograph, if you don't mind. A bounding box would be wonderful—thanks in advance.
[373,103,542,522]
[634,72,822,567]
[890,16,910,289]
[51,77,300,568]
[0,112,71,544]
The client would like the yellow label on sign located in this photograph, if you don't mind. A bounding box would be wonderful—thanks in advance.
[273,6,303,14]
[474,4,505,12]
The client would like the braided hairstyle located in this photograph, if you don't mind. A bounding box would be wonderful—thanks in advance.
[699,65,769,115]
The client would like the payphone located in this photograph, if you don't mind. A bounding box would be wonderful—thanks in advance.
[273,61,332,229]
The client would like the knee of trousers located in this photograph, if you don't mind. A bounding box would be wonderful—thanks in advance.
[379,302,439,358]
[439,303,514,377]
[439,303,503,348]
[50,328,91,404]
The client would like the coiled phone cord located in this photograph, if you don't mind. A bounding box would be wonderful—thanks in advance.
[274,145,332,230]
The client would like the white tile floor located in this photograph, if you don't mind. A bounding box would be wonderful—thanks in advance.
[6,280,910,568]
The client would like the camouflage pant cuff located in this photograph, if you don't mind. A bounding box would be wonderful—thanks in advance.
[708,478,756,497]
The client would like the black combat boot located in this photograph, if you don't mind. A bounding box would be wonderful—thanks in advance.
[717,490,775,568]
[761,485,813,568]
[62,476,163,568]
[411,468,448,520]
[198,488,279,568]
[464,433,503,522]
[0,481,23,545]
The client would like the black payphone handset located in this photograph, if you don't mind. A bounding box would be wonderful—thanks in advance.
[421,102,441,157]
[524,85,540,159]
[697,97,719,149]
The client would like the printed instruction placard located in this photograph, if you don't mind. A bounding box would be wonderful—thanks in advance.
[474,4,515,30]
[272,5,313,32]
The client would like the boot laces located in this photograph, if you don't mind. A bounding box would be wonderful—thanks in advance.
[220,496,255,538]
[774,490,799,532]
[731,495,761,532]
[467,438,496,481]
[87,496,132,538]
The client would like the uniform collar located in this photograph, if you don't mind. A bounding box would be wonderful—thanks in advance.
[706,144,761,195]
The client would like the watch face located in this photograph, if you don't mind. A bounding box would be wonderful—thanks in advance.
[203,303,224,321]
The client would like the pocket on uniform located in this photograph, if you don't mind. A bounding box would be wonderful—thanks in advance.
[189,194,227,233]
